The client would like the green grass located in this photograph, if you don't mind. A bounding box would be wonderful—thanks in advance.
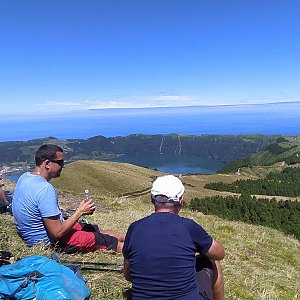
[1,161,300,299]
[52,160,161,199]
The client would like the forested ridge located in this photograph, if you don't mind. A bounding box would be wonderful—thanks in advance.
[189,194,300,240]
[220,136,300,173]
[0,133,275,165]
[205,167,300,197]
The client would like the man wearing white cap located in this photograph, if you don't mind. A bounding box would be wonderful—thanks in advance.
[123,175,225,300]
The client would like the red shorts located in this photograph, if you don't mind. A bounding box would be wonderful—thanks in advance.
[59,222,118,253]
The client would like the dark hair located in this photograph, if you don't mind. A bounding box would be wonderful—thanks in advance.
[153,201,181,211]
[151,194,169,203]
[151,195,181,211]
[35,144,64,166]
[151,194,182,204]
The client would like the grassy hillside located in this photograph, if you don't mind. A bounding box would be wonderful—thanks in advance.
[1,161,299,299]
[53,160,250,204]
[251,140,300,166]
[52,160,162,204]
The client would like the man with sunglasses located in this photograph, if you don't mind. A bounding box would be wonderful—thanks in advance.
[12,144,124,253]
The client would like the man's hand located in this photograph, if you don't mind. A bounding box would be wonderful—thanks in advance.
[43,199,95,241]
[77,199,96,216]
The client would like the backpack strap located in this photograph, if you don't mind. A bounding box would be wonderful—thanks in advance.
[0,251,13,260]
[0,251,13,267]
[8,271,44,300]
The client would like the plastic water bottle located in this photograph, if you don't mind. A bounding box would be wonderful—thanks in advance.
[84,189,90,201]
[84,189,95,223]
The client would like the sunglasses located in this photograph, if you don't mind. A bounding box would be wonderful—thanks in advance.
[49,159,65,167]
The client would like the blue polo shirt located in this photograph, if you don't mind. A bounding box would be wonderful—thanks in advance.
[123,212,213,300]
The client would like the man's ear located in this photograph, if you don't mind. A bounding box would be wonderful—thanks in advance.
[44,160,51,170]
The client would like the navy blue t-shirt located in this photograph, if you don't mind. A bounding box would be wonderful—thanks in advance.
[123,212,213,300]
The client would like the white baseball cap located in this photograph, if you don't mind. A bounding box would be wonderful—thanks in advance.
[151,175,185,202]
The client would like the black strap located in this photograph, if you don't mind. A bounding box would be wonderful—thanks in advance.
[8,271,44,299]
[0,259,11,267]
[51,252,122,271]
[0,251,13,260]
[0,251,13,267]
[80,266,123,273]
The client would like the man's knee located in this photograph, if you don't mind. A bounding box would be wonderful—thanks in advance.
[196,256,214,300]
[212,260,224,300]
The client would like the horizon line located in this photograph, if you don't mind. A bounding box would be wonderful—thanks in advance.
[89,100,300,111]
[1,100,299,119]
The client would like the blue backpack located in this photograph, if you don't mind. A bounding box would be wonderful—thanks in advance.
[0,255,91,300]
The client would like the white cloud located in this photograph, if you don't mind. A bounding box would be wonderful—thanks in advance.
[87,101,140,109]
[39,96,224,111]
[76,94,260,111]
[4,94,296,117]
[86,94,209,110]
[38,101,84,108]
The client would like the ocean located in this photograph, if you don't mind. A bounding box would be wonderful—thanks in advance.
[1,102,300,142]
[1,102,299,176]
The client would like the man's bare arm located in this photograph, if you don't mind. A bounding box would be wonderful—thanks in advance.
[43,199,95,241]
[205,240,225,260]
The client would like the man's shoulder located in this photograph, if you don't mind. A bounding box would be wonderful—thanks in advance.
[179,215,196,222]
[18,172,44,183]
[127,214,157,233]
[16,172,29,182]
[19,173,53,188]
[14,173,56,202]
[130,214,152,227]
[178,215,205,231]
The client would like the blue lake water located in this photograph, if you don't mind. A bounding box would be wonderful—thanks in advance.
[110,154,224,175]
[5,172,24,183]
[5,154,224,183]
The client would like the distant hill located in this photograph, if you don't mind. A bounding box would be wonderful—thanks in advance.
[220,136,300,173]
[0,134,280,168]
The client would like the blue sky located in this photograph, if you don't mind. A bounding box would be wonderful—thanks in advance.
[1,0,300,116]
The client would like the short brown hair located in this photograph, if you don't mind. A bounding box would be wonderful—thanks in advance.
[35,144,64,166]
